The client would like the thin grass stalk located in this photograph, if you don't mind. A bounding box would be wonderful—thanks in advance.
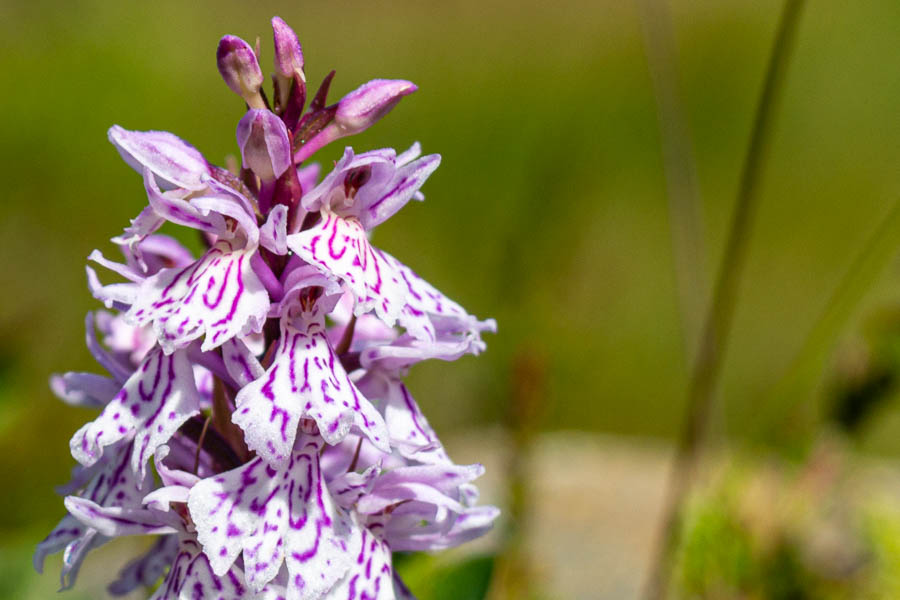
[643,1,808,597]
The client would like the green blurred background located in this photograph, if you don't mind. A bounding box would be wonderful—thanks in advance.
[1,0,899,597]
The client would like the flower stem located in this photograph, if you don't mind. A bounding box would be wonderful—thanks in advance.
[643,1,807,597]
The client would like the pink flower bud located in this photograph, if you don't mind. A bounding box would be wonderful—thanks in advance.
[217,35,265,109]
[271,17,304,81]
[236,109,292,183]
[334,79,417,135]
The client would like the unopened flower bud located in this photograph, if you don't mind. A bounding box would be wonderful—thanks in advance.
[217,35,266,109]
[236,109,292,182]
[334,79,417,135]
[271,17,304,82]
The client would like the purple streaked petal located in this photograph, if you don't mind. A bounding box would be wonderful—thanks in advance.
[36,443,152,588]
[64,496,179,537]
[221,336,266,388]
[232,313,389,467]
[395,141,422,166]
[153,445,202,490]
[356,373,450,466]
[69,347,202,477]
[286,213,406,329]
[149,536,266,600]
[127,240,270,353]
[191,193,260,247]
[111,206,165,263]
[108,126,211,191]
[356,152,440,230]
[187,437,358,596]
[327,528,395,600]
[143,168,228,236]
[328,465,379,510]
[379,249,497,344]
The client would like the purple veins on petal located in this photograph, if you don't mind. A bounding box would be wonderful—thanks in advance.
[233,312,389,468]
[286,214,405,330]
[69,347,202,478]
[128,241,269,354]
[188,438,357,597]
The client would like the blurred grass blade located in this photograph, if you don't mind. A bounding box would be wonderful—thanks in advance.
[765,199,900,421]
[644,1,808,597]
[638,0,708,364]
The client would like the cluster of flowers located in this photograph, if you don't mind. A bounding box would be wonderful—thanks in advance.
[35,17,497,600]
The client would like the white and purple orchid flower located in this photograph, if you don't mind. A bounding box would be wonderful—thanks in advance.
[38,15,497,600]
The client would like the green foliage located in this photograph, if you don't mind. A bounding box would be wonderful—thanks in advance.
[394,553,495,600]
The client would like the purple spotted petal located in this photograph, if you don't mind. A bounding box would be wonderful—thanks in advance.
[150,536,270,600]
[327,528,395,600]
[232,312,389,467]
[286,213,405,328]
[355,373,449,466]
[187,438,358,597]
[108,126,210,191]
[222,337,266,388]
[108,535,178,596]
[328,466,379,510]
[35,443,152,588]
[69,347,202,477]
[380,249,496,344]
[127,240,269,353]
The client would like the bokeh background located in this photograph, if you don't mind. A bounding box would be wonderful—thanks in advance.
[1,0,899,598]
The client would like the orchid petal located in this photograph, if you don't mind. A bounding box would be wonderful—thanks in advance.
[143,168,228,236]
[232,314,389,467]
[187,438,358,597]
[69,347,202,477]
[222,336,266,389]
[260,204,289,255]
[127,240,269,353]
[327,528,396,600]
[64,497,179,537]
[50,372,120,409]
[356,373,449,466]
[286,213,405,329]
[108,126,210,191]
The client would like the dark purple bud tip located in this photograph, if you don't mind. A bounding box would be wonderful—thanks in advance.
[335,79,418,135]
[236,109,292,183]
[271,16,304,81]
[217,35,265,108]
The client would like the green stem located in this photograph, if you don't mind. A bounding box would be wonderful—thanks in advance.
[643,1,807,597]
